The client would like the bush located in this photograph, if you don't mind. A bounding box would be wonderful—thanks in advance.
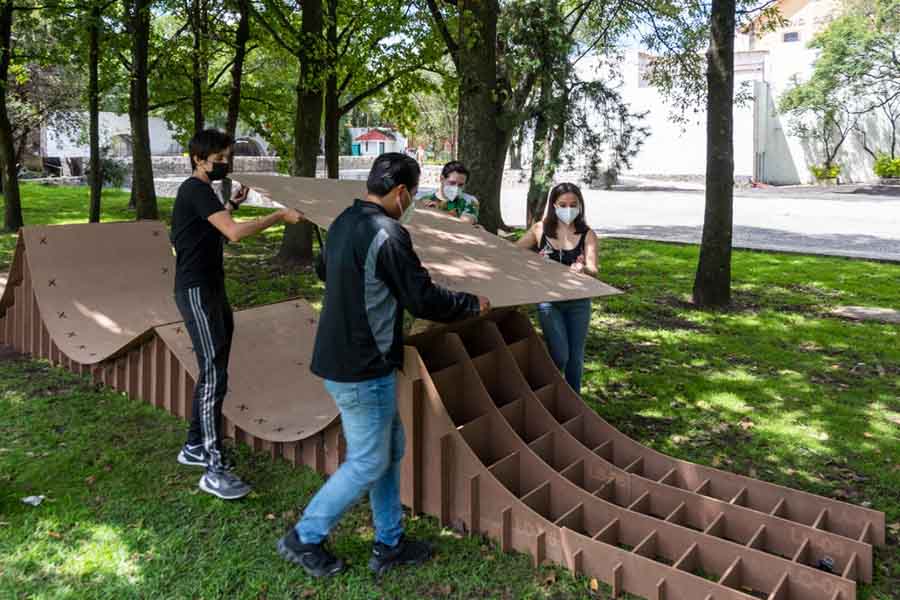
[873,154,900,179]
[86,156,128,189]
[810,164,840,181]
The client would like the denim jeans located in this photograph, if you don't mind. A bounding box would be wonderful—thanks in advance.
[537,298,592,394]
[295,372,405,547]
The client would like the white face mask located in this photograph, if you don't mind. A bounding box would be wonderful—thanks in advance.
[397,190,416,225]
[555,205,579,225]
[443,184,461,201]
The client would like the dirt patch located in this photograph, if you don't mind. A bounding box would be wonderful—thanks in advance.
[831,306,900,324]
[728,290,824,317]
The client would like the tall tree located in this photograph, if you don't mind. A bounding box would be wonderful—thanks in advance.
[455,0,506,232]
[324,0,338,178]
[124,0,159,219]
[321,0,442,179]
[427,0,540,233]
[253,0,325,263]
[640,0,784,306]
[0,0,20,231]
[188,0,210,134]
[692,0,735,307]
[86,1,111,223]
[222,0,251,201]
[781,4,900,164]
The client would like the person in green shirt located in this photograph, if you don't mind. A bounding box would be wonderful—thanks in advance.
[420,161,480,225]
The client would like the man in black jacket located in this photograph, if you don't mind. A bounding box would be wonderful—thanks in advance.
[278,153,490,578]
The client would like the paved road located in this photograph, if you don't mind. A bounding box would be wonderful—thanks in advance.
[221,171,900,262]
[499,182,900,262]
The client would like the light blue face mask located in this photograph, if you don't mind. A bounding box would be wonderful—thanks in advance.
[555,205,580,225]
[443,184,461,201]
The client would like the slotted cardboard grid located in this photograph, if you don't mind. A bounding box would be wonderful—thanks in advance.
[408,330,855,598]
[497,311,884,554]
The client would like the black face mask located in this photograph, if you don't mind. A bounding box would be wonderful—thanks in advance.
[207,161,229,181]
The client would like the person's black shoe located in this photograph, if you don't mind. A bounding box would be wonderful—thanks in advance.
[277,529,345,578]
[369,535,433,576]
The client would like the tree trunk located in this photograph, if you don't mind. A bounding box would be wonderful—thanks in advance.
[526,89,568,226]
[127,0,159,220]
[509,128,523,171]
[0,0,22,231]
[190,0,206,135]
[324,79,339,178]
[14,127,27,165]
[324,0,339,179]
[457,0,509,233]
[692,0,735,308]
[88,2,102,223]
[525,73,553,226]
[222,0,250,202]
[276,0,323,264]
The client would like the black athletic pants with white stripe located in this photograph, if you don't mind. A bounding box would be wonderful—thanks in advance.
[174,283,234,473]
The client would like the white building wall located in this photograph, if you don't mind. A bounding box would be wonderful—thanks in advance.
[615,0,886,184]
[43,112,272,158]
[619,51,759,181]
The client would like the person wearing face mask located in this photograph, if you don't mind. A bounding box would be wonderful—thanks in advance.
[170,129,304,500]
[516,182,598,394]
[278,153,491,578]
[420,161,480,225]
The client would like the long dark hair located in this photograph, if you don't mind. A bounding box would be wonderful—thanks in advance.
[542,182,589,239]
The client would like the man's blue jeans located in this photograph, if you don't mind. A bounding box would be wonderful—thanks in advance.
[537,298,592,394]
[295,372,405,547]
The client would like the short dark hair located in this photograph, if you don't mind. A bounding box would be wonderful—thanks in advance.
[189,129,234,169]
[367,152,421,196]
[441,161,469,180]
[542,182,589,238]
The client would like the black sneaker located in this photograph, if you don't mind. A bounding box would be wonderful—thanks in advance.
[277,529,345,578]
[178,444,235,471]
[177,444,206,467]
[369,535,433,576]
[198,469,251,500]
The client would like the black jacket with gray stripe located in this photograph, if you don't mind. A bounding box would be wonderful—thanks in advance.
[310,199,480,382]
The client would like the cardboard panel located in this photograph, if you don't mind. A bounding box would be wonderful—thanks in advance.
[17,222,180,364]
[155,299,337,443]
[234,175,622,307]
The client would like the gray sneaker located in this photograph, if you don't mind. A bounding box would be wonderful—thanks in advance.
[178,444,236,471]
[177,444,207,467]
[199,469,251,500]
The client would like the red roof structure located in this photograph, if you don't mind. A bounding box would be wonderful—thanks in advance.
[354,129,395,142]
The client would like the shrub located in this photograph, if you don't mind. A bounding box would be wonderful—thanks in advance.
[873,154,900,179]
[810,164,840,181]
[86,156,128,188]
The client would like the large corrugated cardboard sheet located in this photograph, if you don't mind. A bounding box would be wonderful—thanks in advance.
[156,300,337,443]
[235,174,621,307]
[17,222,181,364]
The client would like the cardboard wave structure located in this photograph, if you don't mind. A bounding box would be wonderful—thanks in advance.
[0,218,884,600]
[0,222,340,455]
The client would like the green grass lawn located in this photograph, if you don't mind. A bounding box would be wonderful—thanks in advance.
[1,184,898,599]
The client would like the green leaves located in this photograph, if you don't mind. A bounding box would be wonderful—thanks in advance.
[780,0,900,167]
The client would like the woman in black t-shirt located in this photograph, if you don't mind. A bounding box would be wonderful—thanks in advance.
[517,183,598,394]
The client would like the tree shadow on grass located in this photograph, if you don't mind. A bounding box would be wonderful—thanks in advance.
[0,358,600,600]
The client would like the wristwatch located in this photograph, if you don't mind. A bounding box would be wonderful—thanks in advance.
[228,199,240,211]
